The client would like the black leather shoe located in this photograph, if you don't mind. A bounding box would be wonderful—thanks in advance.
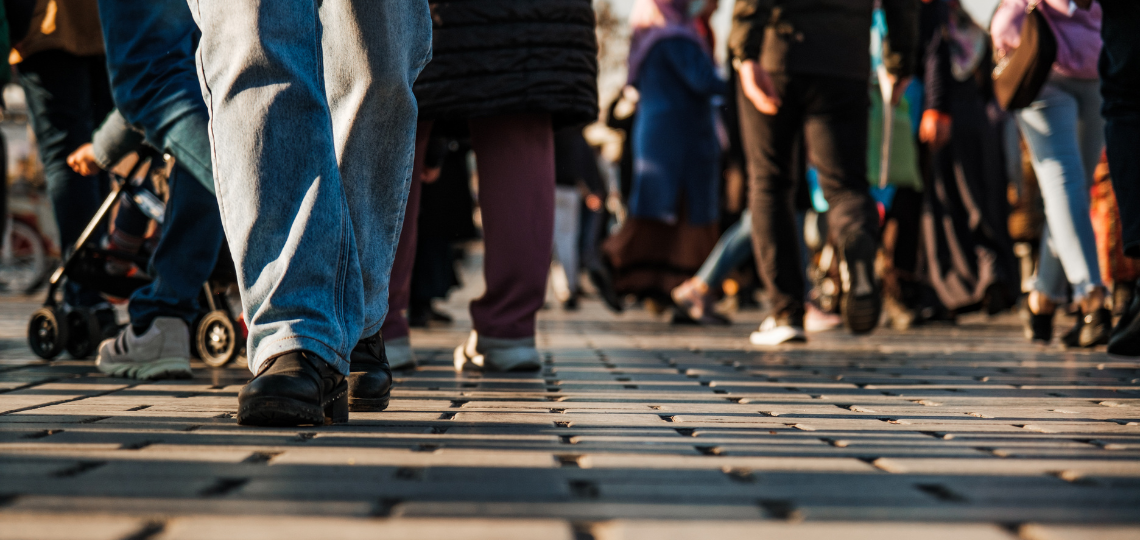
[348,332,392,412]
[238,351,347,426]
[1019,300,1053,343]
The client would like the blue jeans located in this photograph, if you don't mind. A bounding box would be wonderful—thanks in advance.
[695,211,753,288]
[99,0,225,330]
[18,51,113,307]
[188,0,433,375]
[128,164,224,331]
[1017,76,1105,302]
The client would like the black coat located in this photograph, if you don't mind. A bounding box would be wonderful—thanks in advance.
[414,0,600,129]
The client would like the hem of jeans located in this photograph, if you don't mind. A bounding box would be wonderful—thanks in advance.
[251,334,349,377]
[1070,280,1102,302]
[1026,278,1068,304]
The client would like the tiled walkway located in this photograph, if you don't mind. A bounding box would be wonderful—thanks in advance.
[1,262,1138,539]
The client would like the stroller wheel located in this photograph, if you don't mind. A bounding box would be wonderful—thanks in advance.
[196,310,237,368]
[66,309,103,360]
[28,307,68,360]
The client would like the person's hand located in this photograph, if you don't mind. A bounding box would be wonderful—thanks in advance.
[420,166,441,183]
[919,109,953,150]
[887,74,911,107]
[66,143,102,176]
[737,59,781,115]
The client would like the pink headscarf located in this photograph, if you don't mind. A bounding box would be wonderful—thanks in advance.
[626,0,710,85]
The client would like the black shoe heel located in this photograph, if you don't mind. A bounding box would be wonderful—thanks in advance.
[325,389,349,424]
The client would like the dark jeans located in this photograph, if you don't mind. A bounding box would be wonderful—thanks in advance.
[737,74,877,320]
[1106,111,1140,258]
[99,0,226,330]
[18,50,114,307]
[128,164,225,331]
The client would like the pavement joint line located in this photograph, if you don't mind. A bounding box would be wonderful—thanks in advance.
[0,377,61,395]
[0,383,138,416]
[120,520,166,540]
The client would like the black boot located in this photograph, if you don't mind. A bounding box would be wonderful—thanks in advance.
[1109,286,1140,355]
[348,332,392,412]
[1062,308,1112,348]
[238,351,347,426]
[839,231,881,334]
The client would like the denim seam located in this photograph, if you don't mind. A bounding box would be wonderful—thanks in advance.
[254,333,349,376]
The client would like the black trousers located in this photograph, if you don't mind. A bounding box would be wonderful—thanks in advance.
[737,73,878,320]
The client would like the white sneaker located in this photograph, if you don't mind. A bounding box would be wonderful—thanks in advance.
[454,330,541,372]
[97,317,193,380]
[384,336,417,370]
[750,317,807,346]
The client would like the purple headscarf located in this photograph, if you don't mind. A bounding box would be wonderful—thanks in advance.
[626,0,710,85]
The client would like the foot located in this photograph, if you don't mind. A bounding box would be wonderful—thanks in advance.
[804,303,842,333]
[750,316,806,346]
[1062,308,1111,349]
[237,351,347,426]
[1109,288,1140,356]
[348,332,392,412]
[1019,300,1054,344]
[588,261,624,313]
[839,231,881,334]
[96,317,192,380]
[453,330,541,372]
[671,278,708,321]
[384,335,418,370]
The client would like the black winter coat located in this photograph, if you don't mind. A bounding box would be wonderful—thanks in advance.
[414,0,600,129]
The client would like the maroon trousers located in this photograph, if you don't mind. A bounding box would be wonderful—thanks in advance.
[382,113,555,340]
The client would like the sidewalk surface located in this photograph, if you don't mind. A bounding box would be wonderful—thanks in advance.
[1,258,1138,540]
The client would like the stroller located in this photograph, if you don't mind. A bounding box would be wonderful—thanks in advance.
[26,148,245,368]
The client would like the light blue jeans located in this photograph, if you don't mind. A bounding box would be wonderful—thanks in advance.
[187,0,433,375]
[1017,76,1105,302]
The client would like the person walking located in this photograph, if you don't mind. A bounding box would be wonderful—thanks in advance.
[88,0,227,380]
[190,0,433,426]
[13,0,114,320]
[382,0,598,373]
[601,0,726,312]
[730,0,917,344]
[992,0,1108,347]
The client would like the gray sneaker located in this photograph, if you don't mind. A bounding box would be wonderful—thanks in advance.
[96,317,193,380]
[453,330,541,372]
[384,335,417,370]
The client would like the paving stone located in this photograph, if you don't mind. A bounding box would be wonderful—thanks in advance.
[0,512,148,540]
[591,520,1018,540]
[156,516,572,540]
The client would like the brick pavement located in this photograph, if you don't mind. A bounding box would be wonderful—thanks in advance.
[1,259,1138,539]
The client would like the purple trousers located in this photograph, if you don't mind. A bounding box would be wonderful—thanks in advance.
[382,113,555,340]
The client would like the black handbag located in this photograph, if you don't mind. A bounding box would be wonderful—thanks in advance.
[993,0,1058,111]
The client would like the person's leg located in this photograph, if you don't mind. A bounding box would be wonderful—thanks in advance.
[1016,82,1104,304]
[552,185,582,299]
[191,0,363,374]
[97,163,224,380]
[18,51,110,306]
[98,0,214,193]
[457,113,554,371]
[1105,112,1140,259]
[125,164,225,332]
[802,75,879,333]
[738,76,805,326]
[381,123,432,343]
[321,0,432,342]
[695,211,753,288]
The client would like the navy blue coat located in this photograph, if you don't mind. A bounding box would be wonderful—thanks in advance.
[629,38,726,226]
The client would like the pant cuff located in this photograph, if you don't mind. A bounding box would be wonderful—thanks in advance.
[249,334,350,377]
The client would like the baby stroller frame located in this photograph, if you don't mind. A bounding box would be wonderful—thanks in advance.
[26,148,245,367]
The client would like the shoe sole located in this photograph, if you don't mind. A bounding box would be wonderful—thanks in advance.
[97,356,192,381]
[238,386,349,427]
[749,330,807,346]
[453,344,541,372]
[349,396,390,412]
[840,234,881,334]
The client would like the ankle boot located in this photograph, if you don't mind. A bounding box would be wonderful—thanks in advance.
[1020,300,1053,344]
[348,332,392,412]
[238,351,347,426]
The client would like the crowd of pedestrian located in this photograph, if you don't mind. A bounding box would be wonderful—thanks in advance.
[5,0,1140,427]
